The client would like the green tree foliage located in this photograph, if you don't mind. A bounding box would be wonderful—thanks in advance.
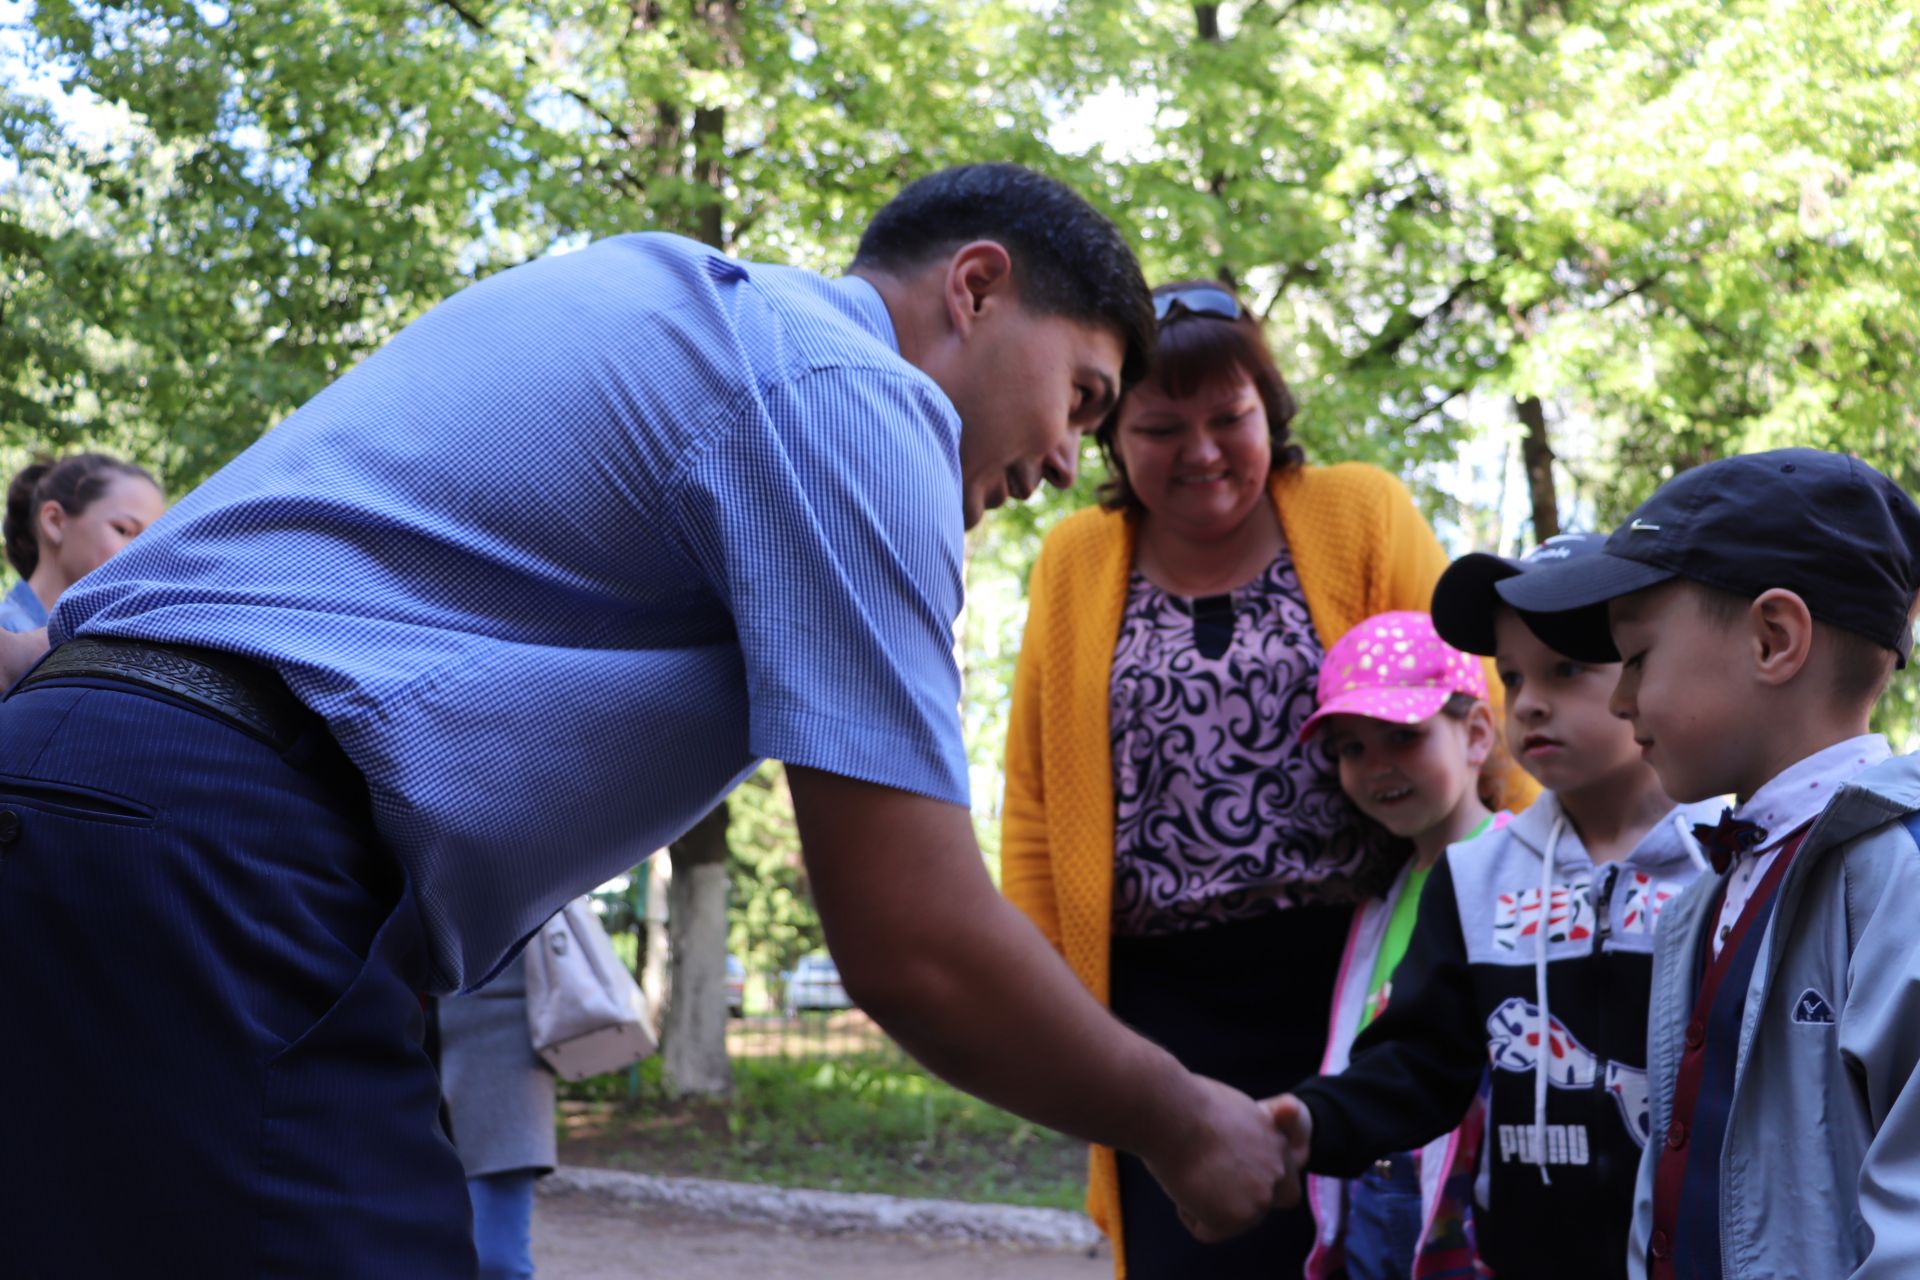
[5,0,1917,757]
[725,761,821,999]
[2,0,1065,481]
[10,0,1915,495]
[1033,0,1918,518]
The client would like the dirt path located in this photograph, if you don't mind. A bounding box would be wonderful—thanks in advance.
[534,1194,1112,1280]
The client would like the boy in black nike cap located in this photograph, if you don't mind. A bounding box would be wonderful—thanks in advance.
[1497,448,1920,1280]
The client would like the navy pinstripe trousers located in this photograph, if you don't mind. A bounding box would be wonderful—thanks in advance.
[0,678,474,1277]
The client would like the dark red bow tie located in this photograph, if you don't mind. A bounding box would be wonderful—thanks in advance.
[1691,808,1769,875]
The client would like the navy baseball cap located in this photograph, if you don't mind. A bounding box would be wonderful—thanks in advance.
[1430,533,1609,657]
[1497,449,1920,667]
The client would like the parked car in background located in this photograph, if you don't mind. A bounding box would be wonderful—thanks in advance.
[782,953,852,1016]
[725,955,746,1018]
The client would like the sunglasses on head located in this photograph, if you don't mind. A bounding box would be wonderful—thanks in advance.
[1153,286,1242,325]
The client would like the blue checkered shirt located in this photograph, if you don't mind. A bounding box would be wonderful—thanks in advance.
[55,234,971,990]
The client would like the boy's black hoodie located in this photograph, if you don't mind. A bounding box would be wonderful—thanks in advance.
[1293,793,1715,1278]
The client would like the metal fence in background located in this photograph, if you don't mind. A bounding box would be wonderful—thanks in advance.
[587,862,908,1068]
[722,956,907,1065]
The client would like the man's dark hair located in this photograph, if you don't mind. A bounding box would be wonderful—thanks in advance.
[853,163,1155,388]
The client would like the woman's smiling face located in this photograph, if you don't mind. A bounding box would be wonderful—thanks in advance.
[1111,367,1272,541]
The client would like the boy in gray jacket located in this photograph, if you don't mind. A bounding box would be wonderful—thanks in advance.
[1501,448,1920,1280]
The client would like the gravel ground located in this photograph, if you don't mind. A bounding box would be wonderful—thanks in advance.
[532,1193,1112,1280]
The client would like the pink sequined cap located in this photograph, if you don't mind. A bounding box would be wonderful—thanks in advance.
[1298,609,1488,740]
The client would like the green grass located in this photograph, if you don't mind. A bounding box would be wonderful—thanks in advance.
[557,1055,1088,1210]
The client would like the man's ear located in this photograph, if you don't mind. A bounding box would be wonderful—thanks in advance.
[1749,588,1815,686]
[941,241,1015,340]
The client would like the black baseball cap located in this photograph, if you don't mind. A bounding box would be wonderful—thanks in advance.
[1497,448,1920,666]
[1430,533,1609,657]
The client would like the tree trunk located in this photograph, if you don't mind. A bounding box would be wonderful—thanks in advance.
[662,802,734,1097]
[653,8,737,1099]
[1516,396,1560,541]
[691,105,726,250]
[1191,4,1232,267]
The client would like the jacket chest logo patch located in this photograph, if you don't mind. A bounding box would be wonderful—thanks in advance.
[1619,872,1682,933]
[1492,879,1593,951]
[1792,988,1836,1025]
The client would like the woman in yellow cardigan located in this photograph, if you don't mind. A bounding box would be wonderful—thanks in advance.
[1002,283,1526,1278]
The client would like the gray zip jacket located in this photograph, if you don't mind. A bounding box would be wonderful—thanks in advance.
[1629,753,1920,1280]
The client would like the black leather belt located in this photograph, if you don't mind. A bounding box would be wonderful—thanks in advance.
[17,636,311,749]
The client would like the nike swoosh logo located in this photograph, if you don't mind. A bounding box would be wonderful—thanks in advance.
[1630,519,1661,532]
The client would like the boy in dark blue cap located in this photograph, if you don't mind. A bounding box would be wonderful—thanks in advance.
[1498,448,1920,1280]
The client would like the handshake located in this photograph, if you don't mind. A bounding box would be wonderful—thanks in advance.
[1147,1079,1317,1244]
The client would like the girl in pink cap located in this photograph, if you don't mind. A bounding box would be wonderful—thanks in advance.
[1296,609,1506,1280]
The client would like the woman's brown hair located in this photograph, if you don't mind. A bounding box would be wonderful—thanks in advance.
[1093,280,1304,513]
[4,452,159,579]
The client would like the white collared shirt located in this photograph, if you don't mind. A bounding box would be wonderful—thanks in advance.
[1710,733,1892,960]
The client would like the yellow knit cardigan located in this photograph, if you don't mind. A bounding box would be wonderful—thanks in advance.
[999,462,1535,1276]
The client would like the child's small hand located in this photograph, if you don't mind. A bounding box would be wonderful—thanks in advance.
[1262,1093,1314,1206]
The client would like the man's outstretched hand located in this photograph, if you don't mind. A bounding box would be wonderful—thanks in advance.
[1263,1093,1314,1209]
[785,768,1313,1246]
[1147,1075,1297,1242]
